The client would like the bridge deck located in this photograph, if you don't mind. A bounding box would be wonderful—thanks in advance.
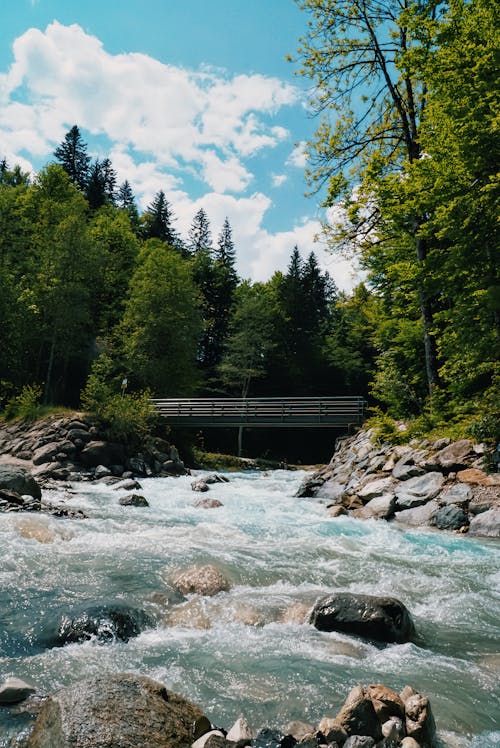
[151,397,365,428]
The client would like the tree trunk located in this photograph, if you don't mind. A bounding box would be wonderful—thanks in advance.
[237,426,244,458]
[415,233,440,394]
[44,326,57,405]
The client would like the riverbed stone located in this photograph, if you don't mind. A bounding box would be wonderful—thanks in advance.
[226,716,254,742]
[94,464,112,479]
[468,507,500,537]
[194,498,224,509]
[192,479,210,492]
[392,452,426,481]
[283,721,314,742]
[327,504,348,518]
[119,493,149,507]
[400,739,421,748]
[192,730,225,748]
[310,593,415,643]
[431,504,468,531]
[334,685,381,740]
[427,439,473,472]
[32,441,61,465]
[45,603,154,646]
[27,673,204,748]
[358,476,394,501]
[360,493,396,519]
[317,481,346,502]
[317,718,348,744]
[0,677,36,705]
[342,737,374,748]
[366,684,404,721]
[395,473,445,509]
[438,483,471,506]
[172,564,231,596]
[457,468,500,486]
[80,440,125,467]
[0,464,42,500]
[404,692,436,748]
[393,500,439,527]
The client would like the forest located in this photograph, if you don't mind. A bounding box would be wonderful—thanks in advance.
[0,0,498,457]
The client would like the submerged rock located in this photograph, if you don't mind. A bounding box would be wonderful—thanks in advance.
[119,492,149,507]
[43,603,154,646]
[310,592,415,643]
[27,673,204,748]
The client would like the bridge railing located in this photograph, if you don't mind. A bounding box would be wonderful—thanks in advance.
[150,396,365,427]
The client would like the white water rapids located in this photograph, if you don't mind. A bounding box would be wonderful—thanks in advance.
[1,469,499,745]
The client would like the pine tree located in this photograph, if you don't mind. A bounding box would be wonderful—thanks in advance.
[53,125,90,191]
[117,180,139,229]
[85,158,117,211]
[188,208,212,255]
[141,190,179,246]
[215,217,236,268]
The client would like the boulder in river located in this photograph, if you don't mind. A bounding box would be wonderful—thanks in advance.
[310,592,415,643]
[119,492,149,507]
[43,603,154,646]
[468,507,500,537]
[403,687,437,748]
[334,685,381,741]
[194,498,223,509]
[172,564,231,596]
[0,677,35,705]
[0,464,41,500]
[26,673,204,748]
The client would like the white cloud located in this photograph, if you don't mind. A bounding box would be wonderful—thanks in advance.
[0,22,359,290]
[287,141,308,168]
[272,174,287,188]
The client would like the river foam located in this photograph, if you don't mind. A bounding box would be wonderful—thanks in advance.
[1,469,499,744]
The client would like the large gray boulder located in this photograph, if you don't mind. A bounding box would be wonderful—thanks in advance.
[310,592,415,643]
[468,507,500,538]
[395,473,445,509]
[0,464,41,500]
[431,505,468,531]
[172,564,231,596]
[393,500,439,527]
[79,441,126,468]
[427,439,473,472]
[27,673,204,748]
[32,441,63,465]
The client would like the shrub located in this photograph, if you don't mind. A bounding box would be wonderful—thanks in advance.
[4,384,43,421]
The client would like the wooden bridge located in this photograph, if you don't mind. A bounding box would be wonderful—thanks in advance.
[150,396,365,428]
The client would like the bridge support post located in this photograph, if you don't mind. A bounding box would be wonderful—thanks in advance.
[238,426,244,457]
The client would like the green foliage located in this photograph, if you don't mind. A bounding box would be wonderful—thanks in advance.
[4,384,43,422]
[81,354,156,447]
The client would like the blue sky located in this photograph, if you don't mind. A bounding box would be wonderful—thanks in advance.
[1,0,355,287]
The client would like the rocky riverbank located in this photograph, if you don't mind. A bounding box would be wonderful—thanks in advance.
[298,429,500,537]
[0,413,188,514]
[3,671,438,748]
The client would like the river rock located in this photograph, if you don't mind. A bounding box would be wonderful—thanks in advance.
[194,498,224,509]
[45,603,153,646]
[334,685,381,741]
[404,692,436,748]
[358,477,394,501]
[32,441,61,465]
[79,440,126,467]
[204,474,229,484]
[113,478,143,491]
[431,505,468,531]
[283,721,314,741]
[381,716,405,741]
[192,479,210,492]
[400,739,421,748]
[438,483,472,506]
[227,716,254,742]
[119,492,149,507]
[395,473,445,509]
[26,673,204,748]
[359,493,396,519]
[317,481,346,502]
[317,718,348,744]
[327,504,348,518]
[393,500,439,527]
[172,564,231,596]
[468,507,500,537]
[0,487,41,512]
[0,464,41,500]
[0,676,36,705]
[365,684,404,721]
[192,730,225,748]
[427,439,473,472]
[94,464,112,479]
[310,593,415,643]
[392,452,426,481]
[457,468,499,486]
[342,737,374,748]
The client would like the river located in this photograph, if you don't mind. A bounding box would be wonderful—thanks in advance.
[1,469,499,745]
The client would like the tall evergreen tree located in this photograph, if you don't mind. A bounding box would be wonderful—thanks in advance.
[116,180,139,228]
[53,125,90,191]
[188,208,212,255]
[215,217,236,268]
[141,190,179,246]
[85,158,117,211]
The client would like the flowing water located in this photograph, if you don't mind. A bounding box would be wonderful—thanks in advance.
[1,470,499,746]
